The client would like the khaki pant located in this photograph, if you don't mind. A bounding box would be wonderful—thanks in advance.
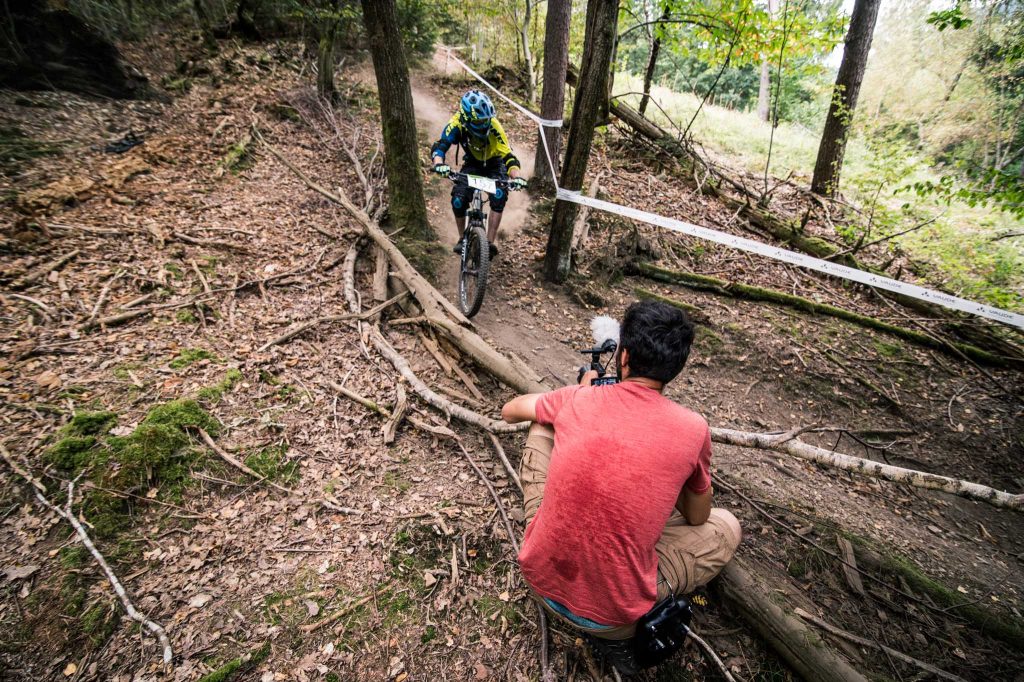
[521,423,741,639]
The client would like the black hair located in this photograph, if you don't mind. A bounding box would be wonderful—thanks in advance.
[618,301,695,384]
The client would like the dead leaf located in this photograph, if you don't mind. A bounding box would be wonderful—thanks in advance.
[423,571,437,588]
[3,564,40,581]
[304,600,320,617]
[188,593,213,608]
[474,662,490,680]
[63,662,77,677]
[34,370,60,390]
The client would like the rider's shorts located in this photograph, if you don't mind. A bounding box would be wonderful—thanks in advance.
[451,160,508,217]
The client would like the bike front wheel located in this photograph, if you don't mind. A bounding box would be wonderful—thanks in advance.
[458,223,490,318]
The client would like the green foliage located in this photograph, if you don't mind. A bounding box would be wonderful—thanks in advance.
[244,445,299,483]
[928,4,973,32]
[169,348,219,369]
[198,369,244,403]
[198,641,272,682]
[45,400,218,537]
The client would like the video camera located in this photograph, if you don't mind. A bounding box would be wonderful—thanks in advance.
[577,316,620,386]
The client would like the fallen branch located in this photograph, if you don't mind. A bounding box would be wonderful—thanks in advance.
[85,269,125,329]
[171,231,252,253]
[488,433,523,495]
[794,608,967,682]
[633,262,1011,367]
[300,589,385,634]
[710,426,1024,511]
[198,429,292,494]
[327,382,456,438]
[685,628,737,682]
[257,291,408,352]
[12,249,80,289]
[0,445,173,666]
[8,293,53,323]
[382,383,407,445]
[718,559,867,682]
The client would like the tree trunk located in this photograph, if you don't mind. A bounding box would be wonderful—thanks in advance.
[638,4,669,118]
[520,1,538,107]
[756,0,779,122]
[544,0,620,283]
[316,17,339,102]
[531,0,572,195]
[193,0,217,50]
[810,0,881,196]
[360,0,434,241]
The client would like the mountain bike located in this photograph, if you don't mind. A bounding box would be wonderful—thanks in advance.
[447,172,510,318]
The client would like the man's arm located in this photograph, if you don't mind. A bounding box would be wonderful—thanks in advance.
[675,486,712,526]
[501,393,543,423]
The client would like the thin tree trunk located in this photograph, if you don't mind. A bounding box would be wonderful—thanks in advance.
[521,1,537,106]
[544,0,620,283]
[316,16,338,102]
[360,0,434,241]
[810,0,881,196]
[531,0,572,195]
[756,0,779,122]
[638,4,669,118]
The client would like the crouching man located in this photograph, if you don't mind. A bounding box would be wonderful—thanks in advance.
[500,301,741,648]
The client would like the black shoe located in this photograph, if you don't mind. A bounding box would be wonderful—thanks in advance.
[585,633,640,676]
[452,238,464,255]
[489,242,498,260]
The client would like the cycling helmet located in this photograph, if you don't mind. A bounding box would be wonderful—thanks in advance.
[460,90,495,137]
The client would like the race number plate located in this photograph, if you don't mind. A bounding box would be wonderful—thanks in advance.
[466,175,497,195]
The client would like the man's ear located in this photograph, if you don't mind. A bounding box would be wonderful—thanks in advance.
[618,347,630,379]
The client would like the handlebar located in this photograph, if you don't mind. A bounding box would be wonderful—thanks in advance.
[444,171,522,192]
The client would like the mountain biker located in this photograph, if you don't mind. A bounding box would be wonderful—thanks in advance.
[500,301,741,650]
[430,89,527,259]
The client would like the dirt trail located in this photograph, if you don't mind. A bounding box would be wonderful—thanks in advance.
[411,55,580,386]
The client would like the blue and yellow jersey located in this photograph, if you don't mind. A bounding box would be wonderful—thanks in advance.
[431,113,521,172]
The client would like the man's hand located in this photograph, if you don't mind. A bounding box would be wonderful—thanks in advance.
[433,163,451,177]
[510,176,527,191]
[579,369,599,386]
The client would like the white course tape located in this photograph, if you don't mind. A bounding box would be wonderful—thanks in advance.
[443,47,1024,330]
[443,49,562,128]
[558,188,1024,329]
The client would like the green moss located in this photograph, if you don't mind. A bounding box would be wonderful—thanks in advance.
[198,641,271,682]
[220,134,254,175]
[396,237,447,283]
[244,445,298,483]
[169,348,218,369]
[164,262,184,280]
[176,308,197,323]
[420,625,437,644]
[45,399,217,538]
[382,471,411,493]
[81,601,119,646]
[59,545,89,569]
[475,595,521,628]
[198,368,243,403]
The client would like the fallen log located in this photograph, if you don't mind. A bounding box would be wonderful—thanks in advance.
[632,262,1011,367]
[711,427,1024,511]
[718,559,868,682]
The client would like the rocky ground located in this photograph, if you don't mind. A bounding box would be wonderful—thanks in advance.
[1,34,1022,682]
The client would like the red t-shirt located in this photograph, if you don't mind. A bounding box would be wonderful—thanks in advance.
[518,381,712,626]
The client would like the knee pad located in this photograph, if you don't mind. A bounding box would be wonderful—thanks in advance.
[490,189,507,213]
[451,195,467,218]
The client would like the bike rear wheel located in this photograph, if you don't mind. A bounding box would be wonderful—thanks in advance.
[458,223,490,318]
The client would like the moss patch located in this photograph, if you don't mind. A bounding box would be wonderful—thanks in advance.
[198,368,243,403]
[0,126,62,176]
[45,400,219,537]
[244,444,298,483]
[396,236,447,283]
[169,348,219,369]
[198,641,271,682]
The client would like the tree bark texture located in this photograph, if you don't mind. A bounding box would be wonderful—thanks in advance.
[719,560,869,682]
[531,0,573,195]
[544,0,620,283]
[810,0,881,196]
[316,17,339,102]
[638,4,670,118]
[360,0,434,240]
[756,0,779,122]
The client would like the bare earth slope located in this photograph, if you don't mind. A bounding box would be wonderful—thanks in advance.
[0,39,1021,682]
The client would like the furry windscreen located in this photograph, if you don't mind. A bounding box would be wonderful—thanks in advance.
[590,315,620,346]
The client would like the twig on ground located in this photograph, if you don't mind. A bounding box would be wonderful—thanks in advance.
[686,628,737,682]
[300,589,384,634]
[8,293,53,323]
[489,434,523,495]
[382,383,407,445]
[257,291,408,351]
[197,429,291,494]
[85,269,125,328]
[12,250,80,289]
[794,608,967,682]
[0,445,173,665]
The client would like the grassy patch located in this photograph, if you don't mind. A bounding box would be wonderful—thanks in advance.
[244,444,299,484]
[220,133,254,175]
[198,368,243,403]
[176,308,197,323]
[45,400,218,537]
[198,641,271,682]
[169,348,219,369]
[475,594,521,629]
